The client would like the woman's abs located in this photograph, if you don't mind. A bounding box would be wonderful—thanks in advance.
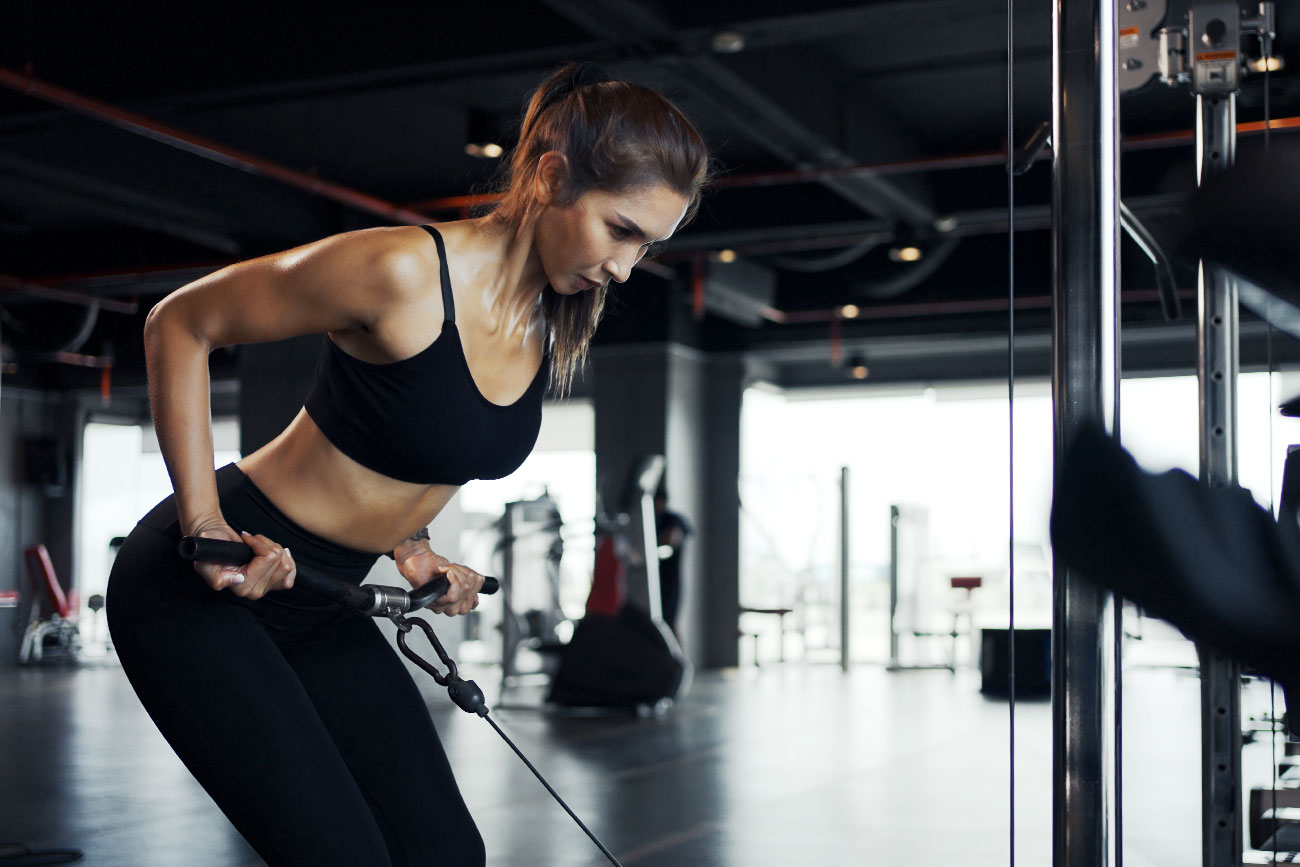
[236,408,457,553]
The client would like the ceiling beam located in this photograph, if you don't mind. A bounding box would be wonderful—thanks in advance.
[541,0,936,226]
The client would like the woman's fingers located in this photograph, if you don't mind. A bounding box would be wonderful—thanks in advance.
[228,531,296,600]
[431,563,483,616]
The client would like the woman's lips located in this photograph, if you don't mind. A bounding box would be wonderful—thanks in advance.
[576,276,601,292]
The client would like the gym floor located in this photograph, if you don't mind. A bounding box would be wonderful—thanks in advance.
[1,639,1233,867]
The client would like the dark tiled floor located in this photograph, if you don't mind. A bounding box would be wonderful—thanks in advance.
[1,651,1226,866]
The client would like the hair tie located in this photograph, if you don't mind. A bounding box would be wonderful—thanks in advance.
[571,61,611,89]
[539,62,613,114]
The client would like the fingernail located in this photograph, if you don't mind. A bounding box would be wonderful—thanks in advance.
[228,574,245,585]
[283,547,291,559]
[240,530,251,537]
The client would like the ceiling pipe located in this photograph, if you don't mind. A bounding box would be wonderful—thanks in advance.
[855,237,961,300]
[26,195,1183,299]
[0,65,433,227]
[0,274,137,314]
[761,287,1192,326]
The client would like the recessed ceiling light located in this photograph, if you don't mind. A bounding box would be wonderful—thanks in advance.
[889,246,923,263]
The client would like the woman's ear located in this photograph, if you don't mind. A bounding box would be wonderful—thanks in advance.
[534,151,569,206]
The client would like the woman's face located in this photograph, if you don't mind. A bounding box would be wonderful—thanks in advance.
[536,182,690,296]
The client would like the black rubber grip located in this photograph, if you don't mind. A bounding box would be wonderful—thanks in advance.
[408,574,499,610]
[177,536,253,566]
[177,536,373,610]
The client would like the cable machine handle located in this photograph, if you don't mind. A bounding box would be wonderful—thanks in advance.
[176,536,498,613]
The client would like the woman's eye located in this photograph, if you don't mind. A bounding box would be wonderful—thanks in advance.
[610,226,632,241]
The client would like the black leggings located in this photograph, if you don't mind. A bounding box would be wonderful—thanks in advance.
[106,464,485,867]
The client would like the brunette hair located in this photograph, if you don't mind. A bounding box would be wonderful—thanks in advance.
[492,62,711,395]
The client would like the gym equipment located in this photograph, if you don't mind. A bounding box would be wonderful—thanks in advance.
[494,494,568,705]
[1058,5,1281,862]
[886,504,949,671]
[177,536,625,867]
[18,544,81,664]
[546,455,689,712]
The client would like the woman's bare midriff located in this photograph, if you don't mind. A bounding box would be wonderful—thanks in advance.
[236,408,457,554]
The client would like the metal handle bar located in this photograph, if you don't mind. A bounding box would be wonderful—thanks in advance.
[177,536,499,616]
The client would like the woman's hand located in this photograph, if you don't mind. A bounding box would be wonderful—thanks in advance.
[396,548,483,617]
[191,523,296,600]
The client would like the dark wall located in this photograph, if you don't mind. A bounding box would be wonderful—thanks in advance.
[0,388,81,667]
[237,336,320,456]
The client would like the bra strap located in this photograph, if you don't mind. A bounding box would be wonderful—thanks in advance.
[418,225,456,325]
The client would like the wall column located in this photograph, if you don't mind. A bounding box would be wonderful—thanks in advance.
[593,342,742,668]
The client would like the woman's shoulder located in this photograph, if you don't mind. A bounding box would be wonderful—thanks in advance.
[351,225,447,305]
[276,224,445,307]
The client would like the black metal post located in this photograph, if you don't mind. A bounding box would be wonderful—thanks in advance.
[1051,0,1120,864]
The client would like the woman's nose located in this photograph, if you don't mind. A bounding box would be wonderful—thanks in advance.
[604,256,633,284]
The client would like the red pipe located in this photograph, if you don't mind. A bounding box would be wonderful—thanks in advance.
[691,254,705,319]
[100,363,113,406]
[0,66,432,226]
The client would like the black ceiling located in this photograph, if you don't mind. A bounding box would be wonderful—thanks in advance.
[2,0,1298,395]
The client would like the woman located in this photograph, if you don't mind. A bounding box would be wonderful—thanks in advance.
[106,62,709,867]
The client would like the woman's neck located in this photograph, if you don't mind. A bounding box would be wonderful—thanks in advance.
[452,217,549,342]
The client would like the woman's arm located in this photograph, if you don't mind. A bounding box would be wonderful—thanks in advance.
[144,226,438,590]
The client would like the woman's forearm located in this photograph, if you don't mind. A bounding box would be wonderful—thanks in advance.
[144,303,223,536]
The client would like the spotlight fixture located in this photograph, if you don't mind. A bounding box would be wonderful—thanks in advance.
[1248,56,1285,73]
[888,246,923,263]
[714,249,738,264]
[464,109,504,159]
[464,142,503,159]
[840,304,860,319]
[847,355,869,380]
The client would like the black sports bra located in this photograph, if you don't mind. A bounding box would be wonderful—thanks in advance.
[303,225,549,485]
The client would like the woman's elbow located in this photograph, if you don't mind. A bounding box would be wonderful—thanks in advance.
[143,298,210,360]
